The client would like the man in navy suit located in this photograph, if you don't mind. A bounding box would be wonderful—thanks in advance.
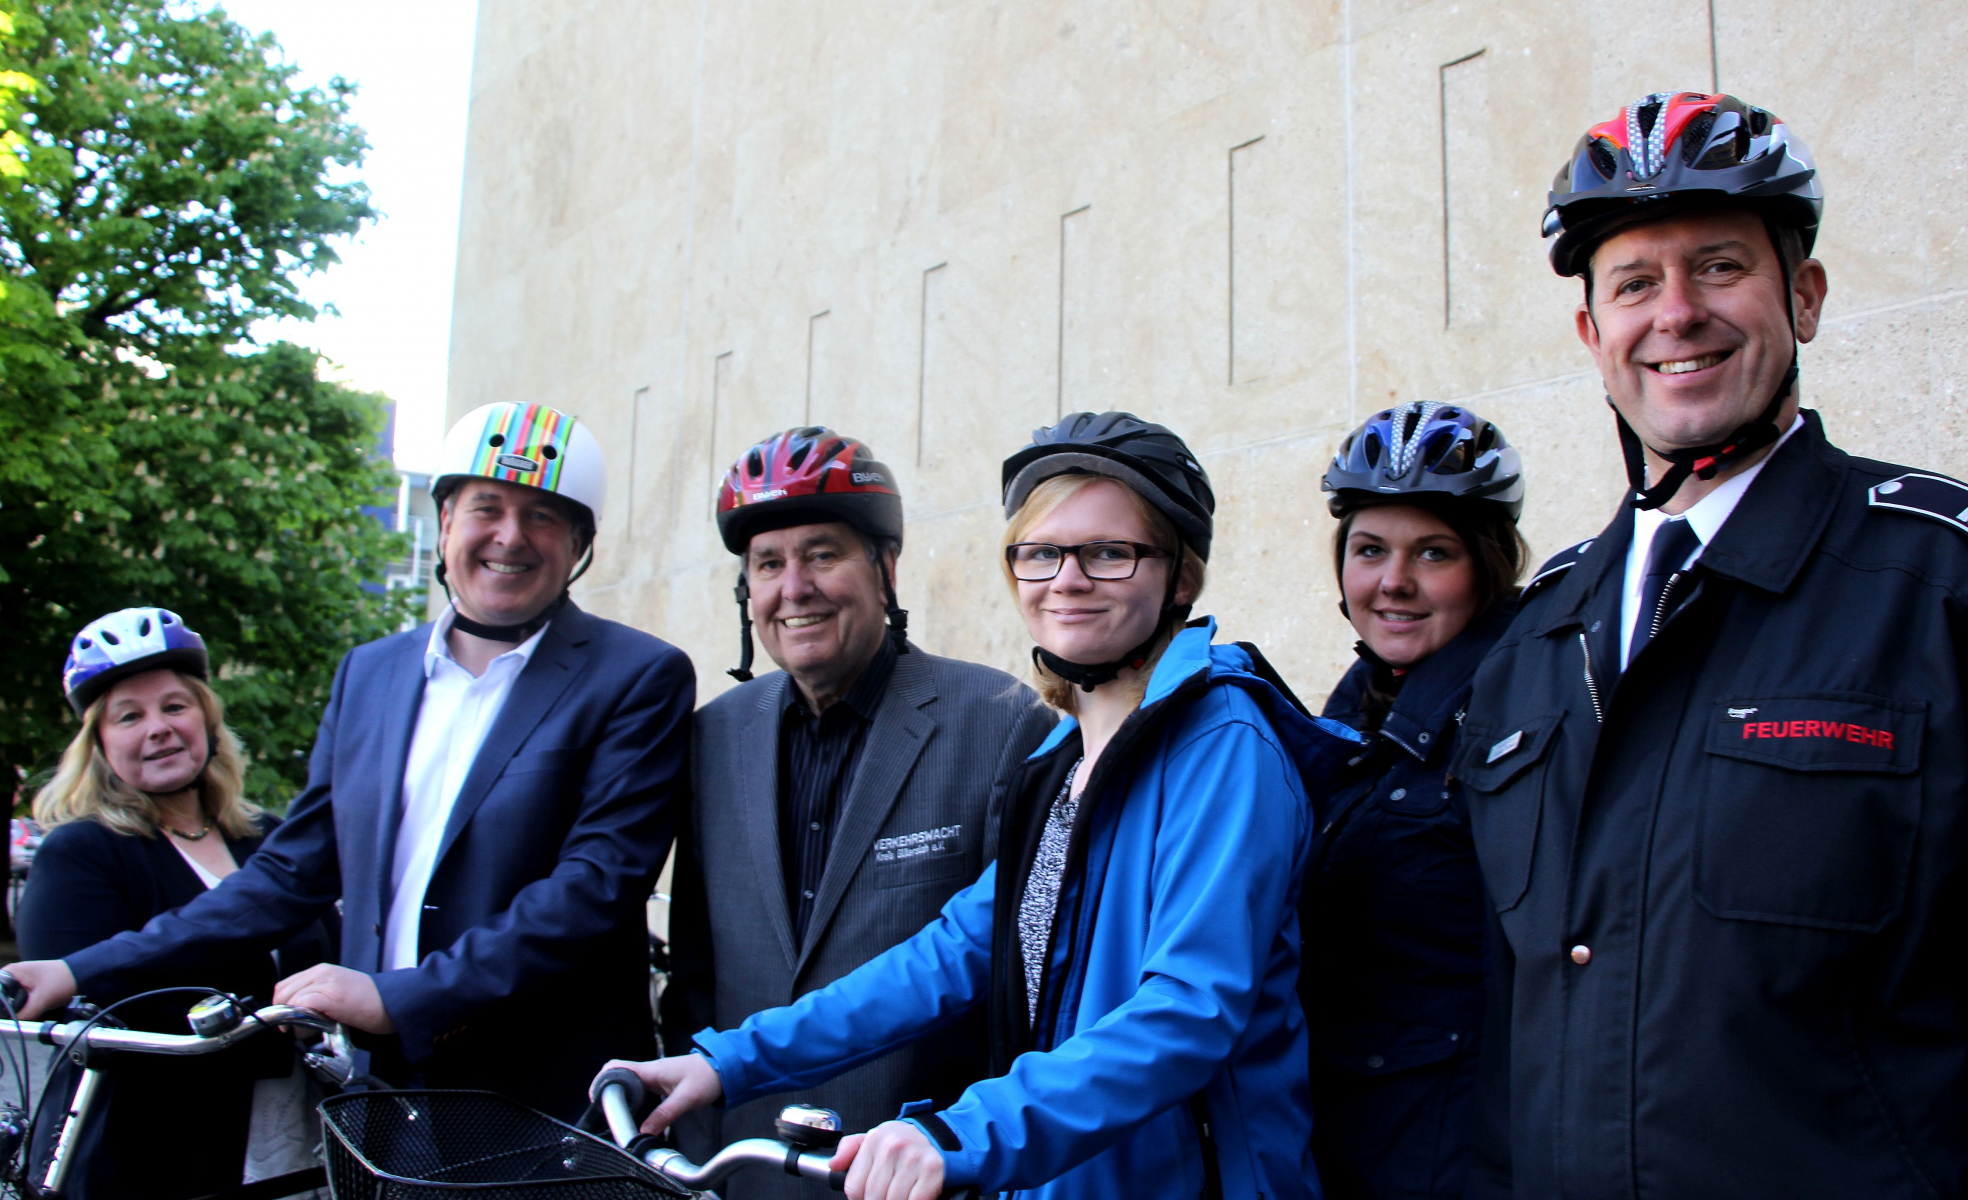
[9,401,693,1117]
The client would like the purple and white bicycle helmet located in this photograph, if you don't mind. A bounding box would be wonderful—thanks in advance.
[1323,401,1524,521]
[62,608,209,717]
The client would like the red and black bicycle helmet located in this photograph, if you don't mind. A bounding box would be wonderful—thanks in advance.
[716,427,903,555]
[716,428,907,682]
[1546,92,1824,510]
[1544,91,1821,278]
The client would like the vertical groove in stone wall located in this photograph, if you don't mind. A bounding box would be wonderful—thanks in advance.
[449,0,1968,709]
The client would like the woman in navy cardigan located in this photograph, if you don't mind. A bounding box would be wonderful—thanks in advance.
[16,608,330,1199]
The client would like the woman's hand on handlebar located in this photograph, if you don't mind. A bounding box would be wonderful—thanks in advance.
[3,960,77,1020]
[599,1052,722,1136]
[833,1121,946,1200]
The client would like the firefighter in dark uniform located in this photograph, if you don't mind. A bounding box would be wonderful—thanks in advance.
[1457,91,1968,1199]
[1299,402,1528,1200]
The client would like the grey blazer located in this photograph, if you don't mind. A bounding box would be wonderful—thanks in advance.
[663,641,1054,1198]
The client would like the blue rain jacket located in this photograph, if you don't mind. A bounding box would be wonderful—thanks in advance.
[694,619,1362,1199]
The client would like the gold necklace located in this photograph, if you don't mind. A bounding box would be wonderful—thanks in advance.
[165,821,212,842]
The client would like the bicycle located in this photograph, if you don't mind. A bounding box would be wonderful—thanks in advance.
[315,1064,977,1199]
[0,970,354,1200]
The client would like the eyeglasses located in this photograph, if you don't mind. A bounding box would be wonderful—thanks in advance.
[1005,541,1172,582]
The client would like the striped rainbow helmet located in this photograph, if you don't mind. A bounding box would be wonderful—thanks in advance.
[431,402,608,526]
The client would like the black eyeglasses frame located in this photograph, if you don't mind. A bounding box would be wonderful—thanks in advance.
[1004,540,1173,582]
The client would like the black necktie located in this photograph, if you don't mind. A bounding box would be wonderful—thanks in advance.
[1629,517,1701,667]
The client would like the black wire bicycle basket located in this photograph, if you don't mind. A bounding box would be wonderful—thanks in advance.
[320,1091,689,1200]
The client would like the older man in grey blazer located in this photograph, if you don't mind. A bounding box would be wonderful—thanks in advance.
[662,427,1052,1197]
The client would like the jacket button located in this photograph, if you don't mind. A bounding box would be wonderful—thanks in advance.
[1366,1055,1384,1069]
[1390,788,1407,801]
[1570,944,1592,965]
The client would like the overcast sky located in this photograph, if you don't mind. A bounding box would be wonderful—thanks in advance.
[213,0,479,474]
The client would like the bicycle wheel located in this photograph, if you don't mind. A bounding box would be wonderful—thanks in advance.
[319,1091,688,1200]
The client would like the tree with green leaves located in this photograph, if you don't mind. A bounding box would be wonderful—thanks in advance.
[0,0,417,802]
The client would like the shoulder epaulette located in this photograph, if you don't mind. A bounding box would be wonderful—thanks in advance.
[1521,538,1595,598]
[1868,473,1968,536]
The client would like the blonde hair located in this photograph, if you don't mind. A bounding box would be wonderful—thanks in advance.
[1002,473,1208,714]
[33,672,261,839]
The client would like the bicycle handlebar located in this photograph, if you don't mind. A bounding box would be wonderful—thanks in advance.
[589,1075,976,1199]
[0,1004,335,1056]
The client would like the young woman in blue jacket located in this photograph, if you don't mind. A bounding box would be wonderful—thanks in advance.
[1300,403,1526,1199]
[608,413,1360,1200]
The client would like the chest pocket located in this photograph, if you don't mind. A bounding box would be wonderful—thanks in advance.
[870,824,968,890]
[1698,693,1924,932]
[1450,713,1563,913]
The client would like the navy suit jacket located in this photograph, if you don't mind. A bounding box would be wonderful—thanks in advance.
[65,602,695,1117]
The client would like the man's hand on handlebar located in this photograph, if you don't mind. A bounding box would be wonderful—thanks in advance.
[272,964,394,1034]
[834,1121,946,1200]
[2,960,77,1020]
[598,1053,722,1136]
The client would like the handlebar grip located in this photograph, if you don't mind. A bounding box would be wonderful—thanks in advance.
[589,1066,647,1110]
[0,972,25,1016]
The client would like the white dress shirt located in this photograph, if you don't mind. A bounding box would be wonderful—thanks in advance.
[383,605,548,971]
[1619,414,1803,665]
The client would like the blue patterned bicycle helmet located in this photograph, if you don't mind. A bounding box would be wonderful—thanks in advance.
[62,608,209,717]
[1323,402,1524,521]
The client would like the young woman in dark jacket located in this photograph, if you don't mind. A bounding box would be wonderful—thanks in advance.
[16,608,331,1200]
[1300,403,1528,1200]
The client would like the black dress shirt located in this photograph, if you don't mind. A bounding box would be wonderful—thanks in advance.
[779,634,898,942]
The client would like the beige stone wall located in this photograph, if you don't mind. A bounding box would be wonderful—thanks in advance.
[448,0,1968,708]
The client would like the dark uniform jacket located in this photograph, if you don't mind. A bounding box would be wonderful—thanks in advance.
[663,641,1053,1200]
[1455,410,1968,1199]
[1300,609,1506,1200]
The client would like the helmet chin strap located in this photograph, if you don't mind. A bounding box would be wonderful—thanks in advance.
[1613,214,1803,512]
[435,545,584,644]
[1614,354,1796,510]
[1033,537,1189,694]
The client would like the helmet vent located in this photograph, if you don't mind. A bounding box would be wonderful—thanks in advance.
[488,433,506,447]
[820,439,844,462]
[541,445,558,460]
[747,448,765,478]
[787,444,810,471]
[1588,137,1618,180]
[78,637,92,649]
[138,617,152,636]
[101,630,120,646]
[1680,110,1717,164]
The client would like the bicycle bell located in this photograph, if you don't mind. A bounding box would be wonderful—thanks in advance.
[775,1104,844,1150]
[187,994,243,1038]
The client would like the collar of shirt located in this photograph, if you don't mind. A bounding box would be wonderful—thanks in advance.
[783,633,899,724]
[1620,413,1804,664]
[424,603,551,679]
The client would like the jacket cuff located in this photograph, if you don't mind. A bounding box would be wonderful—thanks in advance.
[371,968,435,1063]
[690,1026,756,1105]
[899,1103,981,1187]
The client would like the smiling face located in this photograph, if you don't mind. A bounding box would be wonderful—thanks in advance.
[1015,478,1190,667]
[1342,505,1482,668]
[747,521,895,707]
[1577,209,1826,456]
[96,669,210,795]
[438,478,583,626]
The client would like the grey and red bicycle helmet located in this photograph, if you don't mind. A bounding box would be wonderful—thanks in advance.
[63,607,209,717]
[1544,91,1824,510]
[716,427,907,681]
[1324,402,1524,521]
[1543,91,1821,278]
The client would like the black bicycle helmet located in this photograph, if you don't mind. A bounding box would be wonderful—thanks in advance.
[1001,411,1215,561]
[1324,402,1524,521]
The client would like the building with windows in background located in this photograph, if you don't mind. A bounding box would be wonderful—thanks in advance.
[446,1,1968,708]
